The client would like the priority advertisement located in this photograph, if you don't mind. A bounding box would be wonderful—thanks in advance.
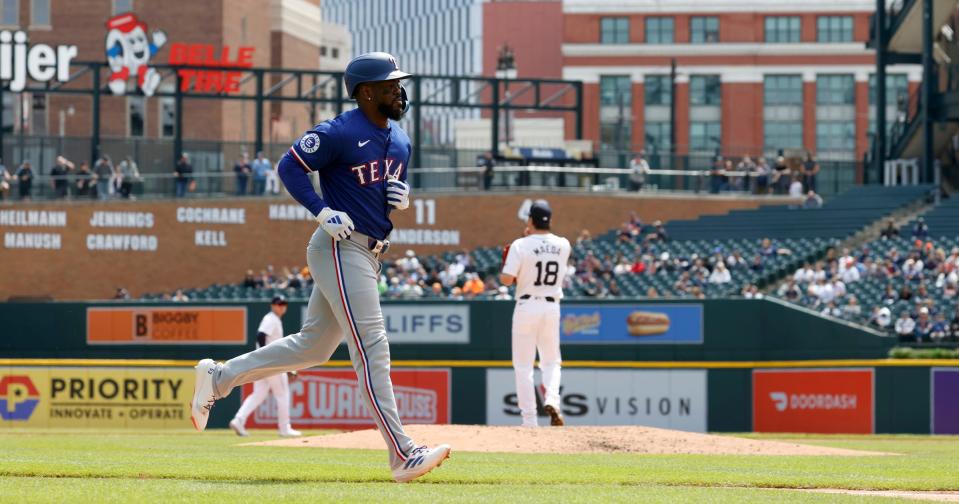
[560,304,704,344]
[752,369,874,434]
[245,369,451,430]
[485,369,707,431]
[0,367,192,428]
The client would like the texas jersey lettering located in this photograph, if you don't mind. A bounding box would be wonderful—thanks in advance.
[286,107,411,241]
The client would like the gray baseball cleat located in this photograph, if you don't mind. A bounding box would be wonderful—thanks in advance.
[392,444,451,483]
[544,405,565,426]
[190,358,218,431]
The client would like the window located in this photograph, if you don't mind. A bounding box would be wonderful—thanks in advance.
[31,93,46,134]
[764,122,803,150]
[690,122,721,150]
[690,16,719,43]
[765,16,800,43]
[31,0,49,26]
[112,0,133,14]
[332,47,339,59]
[816,75,855,152]
[817,16,853,42]
[600,122,632,150]
[320,46,327,57]
[816,75,855,105]
[129,97,145,137]
[1,0,18,25]
[816,122,855,151]
[600,75,632,107]
[690,75,721,106]
[644,122,671,152]
[600,17,629,44]
[763,75,803,149]
[764,75,803,105]
[644,75,672,106]
[868,74,909,135]
[159,93,175,138]
[868,74,909,106]
[646,17,674,44]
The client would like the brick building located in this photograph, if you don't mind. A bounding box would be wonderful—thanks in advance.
[3,0,326,164]
[483,0,923,163]
[560,0,922,162]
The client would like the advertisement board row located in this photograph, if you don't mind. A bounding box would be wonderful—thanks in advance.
[4,366,958,433]
[84,303,703,346]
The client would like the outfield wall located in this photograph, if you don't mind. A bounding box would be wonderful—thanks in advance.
[5,298,947,433]
[0,299,893,361]
[2,360,954,434]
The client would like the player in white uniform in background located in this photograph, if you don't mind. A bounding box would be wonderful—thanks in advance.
[499,200,571,427]
[228,295,302,437]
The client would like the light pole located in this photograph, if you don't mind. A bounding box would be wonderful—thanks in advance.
[495,44,517,148]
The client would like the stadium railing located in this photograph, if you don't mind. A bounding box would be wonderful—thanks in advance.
[1,162,883,201]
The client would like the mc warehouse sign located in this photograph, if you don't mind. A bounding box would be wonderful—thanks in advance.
[752,368,874,434]
[245,369,451,430]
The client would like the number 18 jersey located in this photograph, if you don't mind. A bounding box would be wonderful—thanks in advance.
[503,233,571,299]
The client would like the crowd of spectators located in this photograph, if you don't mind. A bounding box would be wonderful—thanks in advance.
[0,150,282,201]
[227,213,793,303]
[0,153,142,201]
[777,218,959,343]
[697,150,824,207]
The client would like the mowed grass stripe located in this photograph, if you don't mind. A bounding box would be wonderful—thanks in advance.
[0,477,927,504]
[0,429,957,495]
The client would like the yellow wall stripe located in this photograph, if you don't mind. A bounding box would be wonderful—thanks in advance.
[1,358,957,368]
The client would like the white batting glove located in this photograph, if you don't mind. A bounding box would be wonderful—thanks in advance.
[316,207,355,241]
[386,177,410,210]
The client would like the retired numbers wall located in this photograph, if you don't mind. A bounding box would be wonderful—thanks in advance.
[1,193,772,300]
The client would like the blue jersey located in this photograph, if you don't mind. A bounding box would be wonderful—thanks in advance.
[278,108,412,240]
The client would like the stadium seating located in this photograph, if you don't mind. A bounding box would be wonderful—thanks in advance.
[145,185,937,307]
[771,193,959,341]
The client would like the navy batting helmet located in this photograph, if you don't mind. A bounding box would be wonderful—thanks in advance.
[271,294,288,306]
[344,52,412,98]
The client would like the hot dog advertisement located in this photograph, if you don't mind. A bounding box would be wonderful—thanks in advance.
[560,304,703,344]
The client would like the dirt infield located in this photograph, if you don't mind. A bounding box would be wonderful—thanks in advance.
[250,424,891,456]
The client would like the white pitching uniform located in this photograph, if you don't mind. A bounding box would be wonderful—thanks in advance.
[232,310,294,434]
[502,231,571,427]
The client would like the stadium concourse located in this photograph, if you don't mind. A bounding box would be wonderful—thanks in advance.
[142,185,959,345]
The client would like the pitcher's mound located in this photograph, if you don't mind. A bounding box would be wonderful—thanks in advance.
[249,424,889,456]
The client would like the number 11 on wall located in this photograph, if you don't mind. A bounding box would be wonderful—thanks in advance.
[414,199,436,225]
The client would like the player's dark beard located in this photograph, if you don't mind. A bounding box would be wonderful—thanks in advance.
[378,102,404,121]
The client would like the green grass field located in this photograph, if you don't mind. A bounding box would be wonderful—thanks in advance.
[1,429,958,503]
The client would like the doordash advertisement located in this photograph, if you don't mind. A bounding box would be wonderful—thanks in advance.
[752,369,874,434]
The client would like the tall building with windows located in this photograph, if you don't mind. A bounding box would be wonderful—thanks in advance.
[322,0,483,145]
[561,0,922,166]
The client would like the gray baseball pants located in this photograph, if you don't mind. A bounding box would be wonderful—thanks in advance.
[212,228,415,469]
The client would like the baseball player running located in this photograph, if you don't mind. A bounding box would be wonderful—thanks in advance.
[190,52,451,483]
[500,200,571,427]
[228,295,301,438]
